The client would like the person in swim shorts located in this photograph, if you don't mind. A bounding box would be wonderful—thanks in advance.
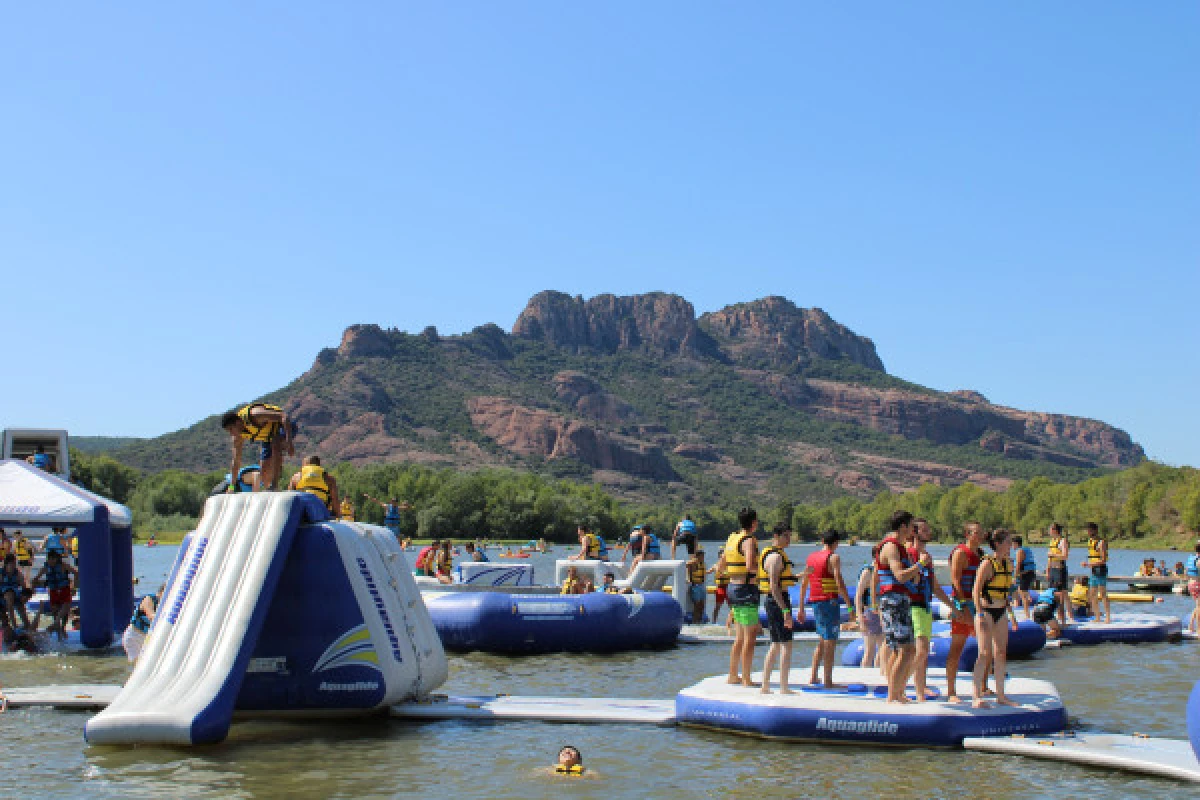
[802,528,855,688]
[1081,522,1111,624]
[1012,535,1038,620]
[1031,591,1062,639]
[707,547,731,627]
[221,403,296,491]
[686,549,708,623]
[719,507,761,687]
[945,521,987,703]
[32,550,78,641]
[1044,522,1070,628]
[855,547,883,670]
[906,518,958,702]
[1183,541,1200,635]
[876,511,924,703]
[972,528,1019,709]
[758,523,796,694]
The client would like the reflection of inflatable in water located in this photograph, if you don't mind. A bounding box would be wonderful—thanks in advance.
[424,590,682,654]
[676,667,1067,746]
[842,620,1046,669]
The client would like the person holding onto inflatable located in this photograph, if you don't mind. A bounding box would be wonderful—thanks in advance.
[1045,522,1070,629]
[876,511,925,704]
[802,528,855,689]
[571,525,608,562]
[464,541,489,562]
[123,585,163,663]
[1012,535,1038,620]
[972,528,1019,709]
[758,523,797,694]
[287,455,341,514]
[855,546,883,671]
[627,525,662,572]
[27,444,53,471]
[707,547,732,627]
[435,540,454,585]
[719,507,762,687]
[1081,522,1111,624]
[0,554,31,632]
[907,519,958,702]
[221,403,296,491]
[413,539,438,578]
[1031,591,1063,639]
[32,550,77,641]
[561,566,587,595]
[671,515,699,558]
[686,549,708,623]
[361,494,413,538]
[945,521,987,704]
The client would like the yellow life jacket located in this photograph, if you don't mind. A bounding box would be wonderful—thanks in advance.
[237,403,283,443]
[688,561,706,584]
[582,533,601,559]
[295,465,332,509]
[715,566,730,588]
[561,577,580,595]
[555,765,585,776]
[0,540,10,558]
[339,500,354,521]
[69,536,79,557]
[981,556,1013,603]
[14,538,33,561]
[437,551,451,573]
[757,546,798,594]
[1087,537,1106,566]
[1069,583,1090,606]
[1047,536,1065,562]
[723,531,755,580]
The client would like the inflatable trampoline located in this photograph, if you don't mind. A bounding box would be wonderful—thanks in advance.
[424,590,682,654]
[841,620,1047,669]
[676,666,1067,747]
[1058,612,1178,645]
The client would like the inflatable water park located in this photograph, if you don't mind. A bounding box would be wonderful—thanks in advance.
[1,477,1198,784]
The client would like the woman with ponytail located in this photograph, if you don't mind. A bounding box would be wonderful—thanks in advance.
[971,528,1019,709]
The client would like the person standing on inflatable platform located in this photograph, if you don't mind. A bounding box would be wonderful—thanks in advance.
[719,507,761,687]
[972,529,1019,709]
[32,551,78,641]
[802,529,855,689]
[221,403,296,491]
[1012,535,1037,620]
[1045,522,1070,629]
[1184,541,1200,635]
[1081,522,1111,624]
[287,456,341,514]
[876,510,926,704]
[671,515,698,559]
[707,548,732,627]
[362,494,413,538]
[906,519,957,702]
[758,523,796,694]
[945,521,986,703]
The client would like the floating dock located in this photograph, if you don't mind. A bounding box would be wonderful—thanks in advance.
[390,694,676,726]
[964,732,1200,783]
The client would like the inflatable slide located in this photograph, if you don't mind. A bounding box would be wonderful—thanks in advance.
[85,492,447,746]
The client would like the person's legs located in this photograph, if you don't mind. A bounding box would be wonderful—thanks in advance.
[761,641,779,693]
[727,620,744,683]
[809,642,821,685]
[972,614,995,708]
[740,622,760,687]
[992,621,1014,705]
[778,641,794,694]
[1099,584,1111,624]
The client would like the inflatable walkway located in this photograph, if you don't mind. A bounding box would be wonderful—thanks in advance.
[85,492,447,746]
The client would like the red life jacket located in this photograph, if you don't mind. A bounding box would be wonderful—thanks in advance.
[952,543,983,600]
[415,546,433,572]
[806,549,838,603]
[875,534,919,599]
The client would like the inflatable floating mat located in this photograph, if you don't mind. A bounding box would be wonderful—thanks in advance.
[841,620,1046,669]
[676,666,1067,747]
[965,732,1200,783]
[1189,679,1200,762]
[424,590,682,654]
[1058,612,1178,645]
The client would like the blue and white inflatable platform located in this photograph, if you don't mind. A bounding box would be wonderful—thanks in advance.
[675,667,1067,747]
[1059,612,1180,645]
[424,590,682,654]
[841,620,1047,669]
[84,492,448,746]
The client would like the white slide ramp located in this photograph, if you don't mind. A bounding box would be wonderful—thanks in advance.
[86,492,305,745]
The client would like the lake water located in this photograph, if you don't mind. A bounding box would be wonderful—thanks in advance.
[2,541,1198,799]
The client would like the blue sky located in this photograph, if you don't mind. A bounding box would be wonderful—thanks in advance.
[2,4,1196,466]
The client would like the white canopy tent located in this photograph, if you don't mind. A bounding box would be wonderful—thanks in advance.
[0,459,132,527]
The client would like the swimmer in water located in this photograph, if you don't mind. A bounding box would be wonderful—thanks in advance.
[554,745,586,776]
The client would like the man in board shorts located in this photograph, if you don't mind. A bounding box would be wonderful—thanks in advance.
[946,521,987,703]
[876,511,925,703]
[1045,522,1070,627]
[758,523,796,694]
[802,529,855,688]
[719,507,761,687]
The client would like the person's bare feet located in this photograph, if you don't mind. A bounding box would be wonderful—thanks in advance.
[726,675,741,685]
[760,686,772,695]
[741,680,759,688]
[945,694,962,704]
[887,697,910,705]
[780,688,795,695]
[995,697,1018,707]
[972,698,992,709]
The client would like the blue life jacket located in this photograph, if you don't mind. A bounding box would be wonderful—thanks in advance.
[1187,555,1200,578]
[643,533,661,557]
[130,594,157,633]
[0,570,22,593]
[45,533,64,553]
[44,563,70,590]
[679,519,696,533]
[33,452,50,469]
[476,549,490,563]
[384,504,401,526]
[1019,546,1037,573]
[915,557,934,607]
[596,536,610,560]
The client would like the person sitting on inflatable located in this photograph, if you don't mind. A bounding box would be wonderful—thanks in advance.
[435,541,454,585]
[221,402,296,491]
[561,566,588,595]
[570,525,608,562]
[671,515,698,558]
[26,444,53,471]
[598,572,630,594]
[464,542,489,562]
[1069,575,1091,617]
[287,455,341,513]
[413,540,438,578]
[0,555,31,632]
[554,745,585,776]
[32,550,77,641]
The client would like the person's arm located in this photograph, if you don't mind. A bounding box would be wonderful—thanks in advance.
[830,554,854,614]
[327,476,340,512]
[855,574,868,618]
[1015,549,1025,573]
[767,554,792,629]
[32,567,46,587]
[229,434,243,490]
[950,548,966,598]
[570,542,586,561]
[361,493,385,510]
[883,542,921,583]
[973,559,993,610]
[287,473,300,490]
[670,525,679,559]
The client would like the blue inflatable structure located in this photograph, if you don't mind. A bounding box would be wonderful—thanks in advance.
[85,492,447,746]
[0,459,133,649]
[841,620,1047,669]
[424,590,683,654]
[1189,680,1200,763]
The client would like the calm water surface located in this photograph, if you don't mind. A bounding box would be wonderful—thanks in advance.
[2,542,1198,799]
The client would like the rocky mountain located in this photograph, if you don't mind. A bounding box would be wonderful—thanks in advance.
[110,291,1144,507]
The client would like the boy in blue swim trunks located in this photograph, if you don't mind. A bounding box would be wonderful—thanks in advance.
[800,529,855,688]
[1081,522,1111,624]
[221,403,296,491]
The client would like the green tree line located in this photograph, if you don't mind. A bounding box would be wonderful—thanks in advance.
[68,450,1200,546]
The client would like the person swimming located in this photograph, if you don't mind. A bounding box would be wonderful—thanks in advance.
[554,745,585,776]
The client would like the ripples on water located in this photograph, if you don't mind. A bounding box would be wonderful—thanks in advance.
[2,543,1197,799]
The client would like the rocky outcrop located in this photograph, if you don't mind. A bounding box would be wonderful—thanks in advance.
[467,396,678,481]
[672,442,721,462]
[852,453,1013,493]
[700,296,885,371]
[338,324,393,358]
[512,291,715,356]
[552,371,636,423]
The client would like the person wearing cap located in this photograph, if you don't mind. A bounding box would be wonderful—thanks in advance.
[801,529,855,688]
